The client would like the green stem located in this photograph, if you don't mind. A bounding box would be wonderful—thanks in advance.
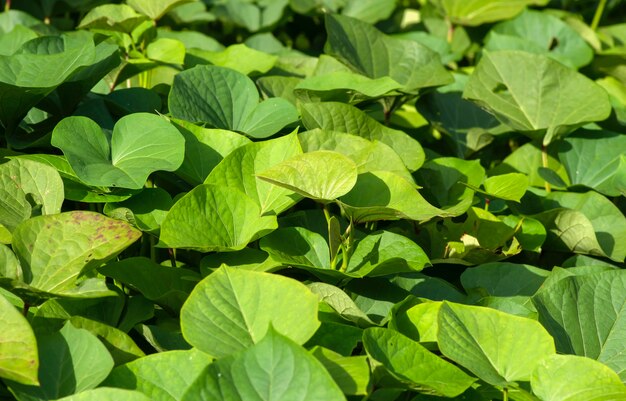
[541,144,552,193]
[484,197,490,212]
[591,0,608,31]
[150,236,157,262]
[445,17,454,43]
[168,248,177,268]
[4,0,10,11]
[502,387,509,401]
[22,303,30,317]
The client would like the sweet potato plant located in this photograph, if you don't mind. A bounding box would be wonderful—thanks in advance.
[0,0,625,400]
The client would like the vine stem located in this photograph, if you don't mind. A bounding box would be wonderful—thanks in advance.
[591,0,608,31]
[4,0,10,11]
[541,144,552,193]
[503,387,509,401]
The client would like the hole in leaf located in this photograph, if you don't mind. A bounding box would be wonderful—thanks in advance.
[493,83,508,94]
[548,37,559,50]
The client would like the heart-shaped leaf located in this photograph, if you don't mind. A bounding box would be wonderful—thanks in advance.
[6,322,114,400]
[324,14,452,92]
[52,113,185,190]
[363,327,475,397]
[531,354,626,401]
[484,9,593,69]
[338,171,451,223]
[301,102,425,171]
[533,270,626,381]
[180,266,320,358]
[168,65,298,138]
[159,184,277,252]
[181,328,345,401]
[103,349,213,401]
[6,211,141,305]
[438,301,556,386]
[464,51,611,145]
[205,131,302,215]
[258,150,358,201]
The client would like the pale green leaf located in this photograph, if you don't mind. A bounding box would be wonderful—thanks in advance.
[180,266,320,358]
[159,184,277,252]
[258,150,358,201]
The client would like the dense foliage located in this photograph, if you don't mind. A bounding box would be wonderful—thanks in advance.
[0,0,625,400]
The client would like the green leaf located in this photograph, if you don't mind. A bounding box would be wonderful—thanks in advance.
[260,227,331,270]
[105,88,162,116]
[341,0,396,23]
[0,292,38,385]
[437,302,555,386]
[103,188,173,234]
[347,230,430,276]
[146,38,185,64]
[558,129,626,197]
[324,14,452,92]
[102,349,213,401]
[171,118,250,186]
[8,211,140,304]
[416,73,506,158]
[56,388,152,401]
[78,4,149,32]
[301,102,425,171]
[483,173,529,202]
[205,132,302,215]
[180,266,320,358]
[431,0,550,26]
[159,184,277,252]
[391,301,442,343]
[99,257,200,313]
[258,150,358,201]
[0,31,98,132]
[307,282,376,326]
[363,327,475,397]
[7,322,114,400]
[461,262,549,298]
[213,0,289,32]
[51,113,185,190]
[532,270,626,381]
[310,346,370,395]
[531,355,626,401]
[0,243,21,280]
[338,171,447,223]
[168,65,298,138]
[127,0,195,20]
[495,142,569,188]
[299,129,414,183]
[543,191,626,262]
[192,44,277,75]
[464,51,611,144]
[534,208,605,259]
[0,158,63,232]
[68,316,145,366]
[415,157,485,214]
[484,9,593,69]
[294,72,402,103]
[181,328,346,401]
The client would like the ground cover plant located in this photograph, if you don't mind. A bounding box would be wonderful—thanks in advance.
[0,0,625,400]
